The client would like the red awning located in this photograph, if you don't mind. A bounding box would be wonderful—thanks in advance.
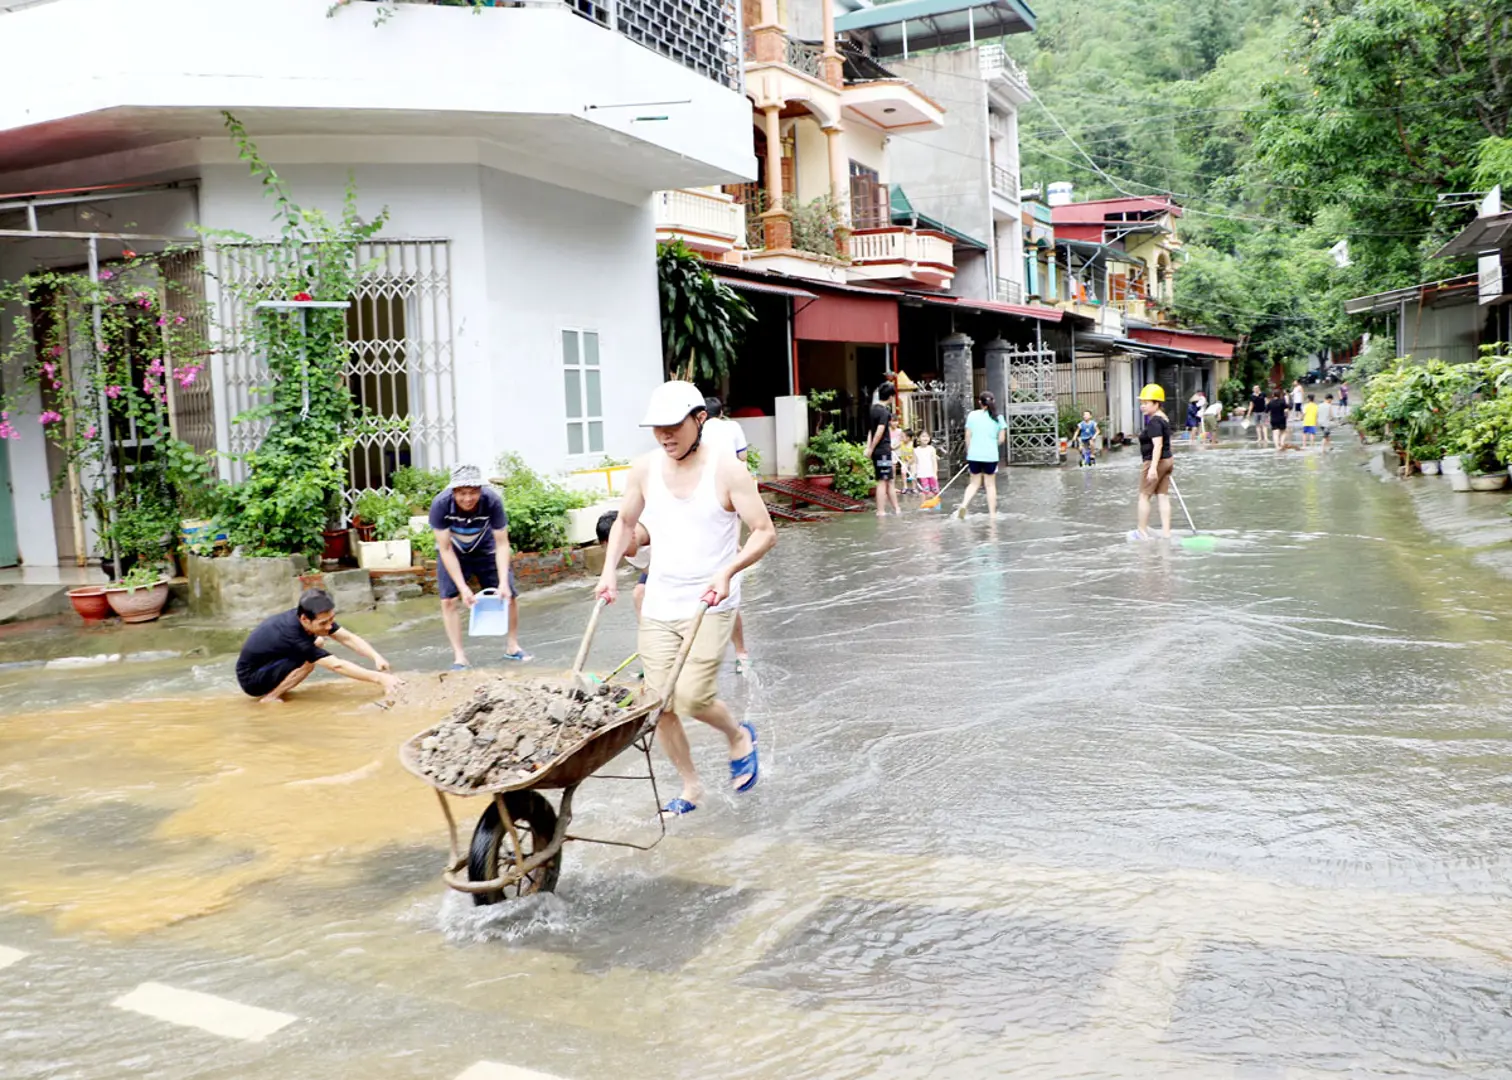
[1127,327,1234,359]
[794,292,899,344]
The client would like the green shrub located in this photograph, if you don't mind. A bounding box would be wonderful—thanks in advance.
[490,451,592,553]
[391,465,449,514]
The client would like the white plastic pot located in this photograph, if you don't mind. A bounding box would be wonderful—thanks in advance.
[1448,469,1473,492]
[1420,460,1441,475]
[1442,455,1464,474]
[356,538,413,570]
[1468,473,1509,492]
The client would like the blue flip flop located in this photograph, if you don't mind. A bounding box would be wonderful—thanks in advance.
[450,662,470,671]
[730,722,759,794]
[501,649,533,663]
[661,797,697,817]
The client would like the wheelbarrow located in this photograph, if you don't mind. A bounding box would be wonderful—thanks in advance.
[399,591,714,905]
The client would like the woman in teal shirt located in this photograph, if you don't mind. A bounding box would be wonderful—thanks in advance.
[953,391,1008,518]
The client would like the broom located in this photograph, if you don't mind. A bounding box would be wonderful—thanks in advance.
[920,464,970,510]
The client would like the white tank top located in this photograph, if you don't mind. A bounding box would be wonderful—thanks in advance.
[640,453,740,621]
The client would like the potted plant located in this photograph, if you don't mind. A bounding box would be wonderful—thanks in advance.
[105,564,170,623]
[1448,398,1512,490]
[803,427,875,498]
[352,490,414,569]
[67,585,113,623]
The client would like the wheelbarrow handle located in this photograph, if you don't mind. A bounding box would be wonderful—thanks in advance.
[570,597,608,682]
[654,590,720,707]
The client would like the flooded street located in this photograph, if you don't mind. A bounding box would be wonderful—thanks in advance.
[5,444,1512,1079]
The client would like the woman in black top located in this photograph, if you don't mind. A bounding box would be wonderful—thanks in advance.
[1266,390,1291,451]
[1135,384,1174,539]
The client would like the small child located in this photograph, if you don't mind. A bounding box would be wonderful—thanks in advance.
[1301,394,1319,448]
[1185,397,1203,441]
[913,429,940,497]
[1318,393,1335,448]
[596,510,651,618]
[1075,411,1099,466]
[898,428,917,494]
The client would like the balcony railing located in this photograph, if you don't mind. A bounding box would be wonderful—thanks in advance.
[979,43,1030,93]
[343,0,742,90]
[996,278,1024,303]
[655,189,745,246]
[991,164,1019,200]
[784,36,824,80]
[851,228,953,269]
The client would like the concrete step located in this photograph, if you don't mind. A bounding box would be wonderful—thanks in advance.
[0,584,71,626]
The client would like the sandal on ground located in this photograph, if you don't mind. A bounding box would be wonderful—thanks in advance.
[735,657,750,675]
[501,649,533,662]
[450,662,470,671]
[660,798,697,817]
[730,721,759,794]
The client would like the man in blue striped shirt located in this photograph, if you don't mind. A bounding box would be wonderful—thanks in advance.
[429,463,529,669]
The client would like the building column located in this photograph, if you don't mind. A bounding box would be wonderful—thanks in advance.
[821,0,843,88]
[760,105,792,251]
[824,124,850,259]
[752,0,785,63]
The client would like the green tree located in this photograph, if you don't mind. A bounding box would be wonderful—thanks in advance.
[656,239,756,383]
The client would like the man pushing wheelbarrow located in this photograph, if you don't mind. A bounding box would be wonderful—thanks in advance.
[596,381,777,818]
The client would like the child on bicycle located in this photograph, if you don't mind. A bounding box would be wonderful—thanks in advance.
[1075,411,1099,466]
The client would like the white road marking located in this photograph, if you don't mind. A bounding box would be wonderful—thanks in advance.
[111,982,297,1042]
[0,945,28,970]
[455,1063,570,1080]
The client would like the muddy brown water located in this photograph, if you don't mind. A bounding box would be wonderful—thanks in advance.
[3,444,1512,1079]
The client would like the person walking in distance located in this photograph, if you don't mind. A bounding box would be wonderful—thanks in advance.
[1290,379,1305,419]
[1319,393,1336,448]
[1076,410,1099,466]
[1267,388,1291,451]
[430,464,528,669]
[954,391,1008,519]
[1247,384,1269,446]
[864,382,901,517]
[1301,394,1320,448]
[597,382,777,817]
[1134,384,1174,540]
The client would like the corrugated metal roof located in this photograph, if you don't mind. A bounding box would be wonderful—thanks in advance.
[835,0,1035,57]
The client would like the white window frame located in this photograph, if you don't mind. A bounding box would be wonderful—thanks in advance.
[561,327,604,458]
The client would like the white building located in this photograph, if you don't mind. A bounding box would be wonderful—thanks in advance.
[0,0,754,571]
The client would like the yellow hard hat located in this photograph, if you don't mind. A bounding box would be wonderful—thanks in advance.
[1139,383,1166,402]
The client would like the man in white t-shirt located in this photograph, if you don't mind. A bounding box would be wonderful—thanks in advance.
[701,396,748,462]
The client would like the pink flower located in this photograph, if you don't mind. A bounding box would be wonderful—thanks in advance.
[51,381,61,390]
[84,425,97,440]
[98,343,109,353]
[47,346,62,358]
[157,317,168,327]
[147,358,165,376]
[104,385,122,399]
[142,377,156,394]
[174,315,185,325]
[98,270,113,281]
[41,361,55,379]
[38,410,62,425]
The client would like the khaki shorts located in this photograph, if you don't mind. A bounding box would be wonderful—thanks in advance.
[639,610,735,718]
[1139,457,1173,496]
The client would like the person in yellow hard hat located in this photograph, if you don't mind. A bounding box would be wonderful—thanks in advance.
[1135,383,1174,539]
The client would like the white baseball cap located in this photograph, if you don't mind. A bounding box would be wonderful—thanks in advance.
[450,463,483,488]
[640,381,708,427]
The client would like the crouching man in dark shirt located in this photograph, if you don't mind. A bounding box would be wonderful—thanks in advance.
[236,588,404,704]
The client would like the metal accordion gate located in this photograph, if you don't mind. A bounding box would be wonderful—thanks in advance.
[1004,345,1058,465]
[211,239,458,507]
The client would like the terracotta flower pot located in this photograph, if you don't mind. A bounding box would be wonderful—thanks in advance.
[105,582,169,624]
[806,474,836,489]
[68,586,112,623]
[322,528,351,561]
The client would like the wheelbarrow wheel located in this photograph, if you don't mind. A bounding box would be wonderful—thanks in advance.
[467,790,562,905]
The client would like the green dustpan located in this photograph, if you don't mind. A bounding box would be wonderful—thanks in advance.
[1180,533,1217,551]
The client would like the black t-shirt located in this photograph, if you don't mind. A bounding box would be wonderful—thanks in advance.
[236,609,339,682]
[1266,398,1290,426]
[1139,413,1174,461]
[429,487,507,556]
[869,403,893,462]
[1250,393,1267,414]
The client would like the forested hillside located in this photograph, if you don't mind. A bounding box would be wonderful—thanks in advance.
[1003,0,1512,382]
